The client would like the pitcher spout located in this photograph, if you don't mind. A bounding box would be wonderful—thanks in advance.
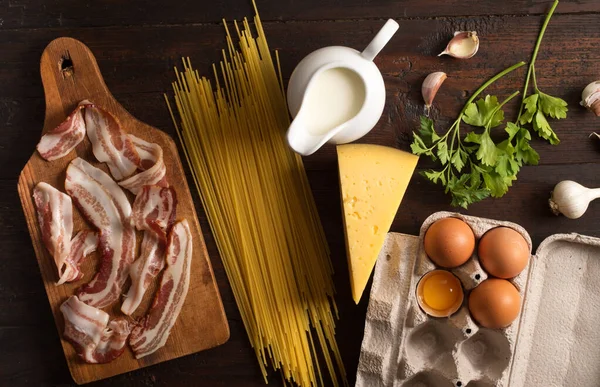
[286,115,337,156]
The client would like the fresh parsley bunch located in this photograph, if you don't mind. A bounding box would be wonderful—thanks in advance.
[411,0,567,208]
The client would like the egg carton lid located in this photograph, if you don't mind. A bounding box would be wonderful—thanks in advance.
[509,232,600,387]
[357,213,600,387]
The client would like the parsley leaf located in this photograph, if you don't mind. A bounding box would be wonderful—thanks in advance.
[483,171,516,198]
[421,170,447,185]
[466,130,499,166]
[437,141,450,165]
[516,88,565,145]
[450,148,468,172]
[418,116,440,145]
[494,145,520,178]
[519,94,538,125]
[505,122,521,140]
[513,127,540,165]
[447,174,490,209]
[462,95,505,128]
[533,110,560,145]
[538,91,568,119]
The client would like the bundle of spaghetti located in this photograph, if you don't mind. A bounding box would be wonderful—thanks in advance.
[165,3,347,386]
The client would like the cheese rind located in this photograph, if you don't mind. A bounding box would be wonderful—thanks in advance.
[337,144,418,304]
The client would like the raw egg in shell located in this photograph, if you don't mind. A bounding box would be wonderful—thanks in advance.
[478,227,530,279]
[424,217,475,268]
[468,278,521,329]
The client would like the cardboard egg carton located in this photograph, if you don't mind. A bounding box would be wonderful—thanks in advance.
[357,211,600,387]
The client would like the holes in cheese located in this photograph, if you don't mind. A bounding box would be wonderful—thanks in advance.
[337,144,419,303]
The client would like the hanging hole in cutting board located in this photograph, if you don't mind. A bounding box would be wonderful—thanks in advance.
[59,53,74,78]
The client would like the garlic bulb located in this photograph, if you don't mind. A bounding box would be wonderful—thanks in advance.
[581,81,600,116]
[422,72,447,109]
[549,180,600,219]
[438,31,479,59]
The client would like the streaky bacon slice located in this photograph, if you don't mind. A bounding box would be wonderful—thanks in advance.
[84,103,141,181]
[33,182,98,284]
[68,157,131,220]
[65,158,136,308]
[132,185,177,239]
[129,220,192,358]
[121,186,177,315]
[121,233,166,315]
[60,295,131,364]
[119,135,167,195]
[36,100,91,161]
[33,182,73,280]
[57,230,98,285]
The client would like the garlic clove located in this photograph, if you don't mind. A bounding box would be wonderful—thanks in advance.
[580,81,600,116]
[439,31,480,59]
[422,72,447,109]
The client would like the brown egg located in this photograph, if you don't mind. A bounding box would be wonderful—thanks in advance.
[469,279,521,329]
[424,217,475,268]
[479,227,530,278]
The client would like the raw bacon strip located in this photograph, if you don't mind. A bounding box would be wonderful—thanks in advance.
[85,103,141,181]
[129,220,192,358]
[60,296,131,364]
[93,318,131,363]
[119,135,167,195]
[57,231,98,285]
[69,157,131,220]
[121,233,166,315]
[33,182,97,284]
[33,182,73,280]
[132,186,177,239]
[65,158,136,308]
[121,186,177,315]
[36,100,90,161]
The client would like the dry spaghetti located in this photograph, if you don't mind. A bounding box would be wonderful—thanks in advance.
[165,2,347,386]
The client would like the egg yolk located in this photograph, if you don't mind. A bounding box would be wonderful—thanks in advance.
[422,272,462,311]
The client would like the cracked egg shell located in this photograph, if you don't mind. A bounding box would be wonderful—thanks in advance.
[416,270,464,318]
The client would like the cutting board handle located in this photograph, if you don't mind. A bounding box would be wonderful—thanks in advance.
[40,37,111,133]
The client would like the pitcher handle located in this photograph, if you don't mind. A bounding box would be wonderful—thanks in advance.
[361,19,399,61]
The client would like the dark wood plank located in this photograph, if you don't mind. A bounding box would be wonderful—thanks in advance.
[0,0,598,30]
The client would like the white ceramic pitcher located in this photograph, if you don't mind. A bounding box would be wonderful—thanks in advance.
[286,19,399,156]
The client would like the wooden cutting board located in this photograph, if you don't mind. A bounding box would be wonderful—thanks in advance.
[17,37,230,385]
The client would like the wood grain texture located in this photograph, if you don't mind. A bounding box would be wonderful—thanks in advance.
[1,14,599,173]
[0,0,599,29]
[2,1,600,386]
[16,37,229,384]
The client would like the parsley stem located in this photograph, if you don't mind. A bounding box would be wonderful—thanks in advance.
[517,0,559,120]
[531,64,539,92]
[459,61,526,116]
[498,91,521,111]
[484,90,521,134]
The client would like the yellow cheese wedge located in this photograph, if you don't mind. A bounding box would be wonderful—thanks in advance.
[337,144,419,304]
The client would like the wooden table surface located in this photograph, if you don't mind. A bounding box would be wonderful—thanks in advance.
[1,0,599,386]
